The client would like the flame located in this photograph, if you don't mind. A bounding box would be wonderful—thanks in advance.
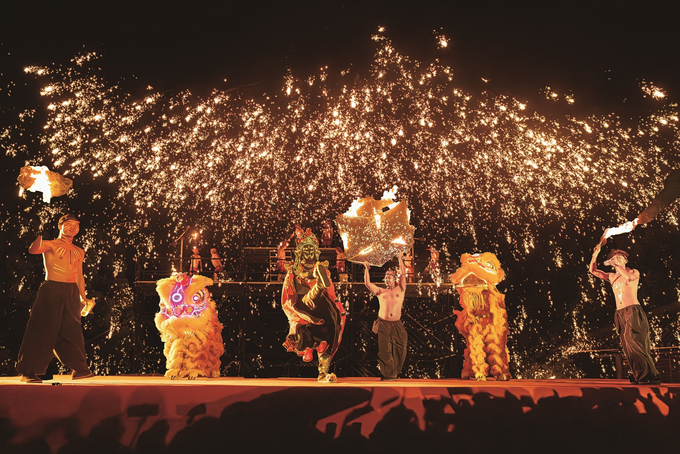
[27,166,53,203]
[603,219,637,239]
[359,246,374,255]
[346,198,365,217]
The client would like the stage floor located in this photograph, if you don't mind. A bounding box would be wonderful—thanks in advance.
[1,374,678,388]
[1,376,679,453]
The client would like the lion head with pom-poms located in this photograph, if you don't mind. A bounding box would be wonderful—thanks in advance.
[155,273,224,379]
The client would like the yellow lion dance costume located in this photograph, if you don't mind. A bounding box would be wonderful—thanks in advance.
[155,273,224,379]
[450,252,511,381]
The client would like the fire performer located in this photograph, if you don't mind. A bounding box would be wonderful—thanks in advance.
[363,252,408,380]
[589,244,661,384]
[281,228,346,382]
[17,214,95,383]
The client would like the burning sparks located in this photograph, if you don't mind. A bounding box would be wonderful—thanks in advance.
[641,80,666,99]
[4,34,680,378]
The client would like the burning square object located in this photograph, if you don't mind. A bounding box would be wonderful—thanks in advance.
[336,195,415,266]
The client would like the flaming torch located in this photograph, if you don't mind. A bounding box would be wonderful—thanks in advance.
[599,168,680,244]
[335,188,415,266]
[17,166,72,203]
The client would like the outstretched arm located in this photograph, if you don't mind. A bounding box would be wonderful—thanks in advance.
[363,261,381,295]
[589,243,609,281]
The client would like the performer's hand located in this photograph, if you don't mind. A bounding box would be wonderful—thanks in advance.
[363,261,370,268]
[80,298,96,316]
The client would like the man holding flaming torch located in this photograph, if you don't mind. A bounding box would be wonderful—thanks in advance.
[589,243,661,384]
[16,214,95,383]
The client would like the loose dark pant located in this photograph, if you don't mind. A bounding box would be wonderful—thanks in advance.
[17,281,90,376]
[374,318,408,379]
[614,305,660,382]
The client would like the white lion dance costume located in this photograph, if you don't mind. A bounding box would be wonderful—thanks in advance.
[155,273,224,379]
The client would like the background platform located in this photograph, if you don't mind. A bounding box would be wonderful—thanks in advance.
[1,376,679,453]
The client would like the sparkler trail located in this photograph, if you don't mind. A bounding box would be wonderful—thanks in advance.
[2,31,679,378]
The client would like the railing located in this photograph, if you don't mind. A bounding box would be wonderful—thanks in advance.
[135,247,458,285]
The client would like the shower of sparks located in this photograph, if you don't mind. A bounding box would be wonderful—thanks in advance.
[640,80,666,100]
[3,32,680,378]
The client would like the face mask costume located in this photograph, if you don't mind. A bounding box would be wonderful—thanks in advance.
[281,228,346,382]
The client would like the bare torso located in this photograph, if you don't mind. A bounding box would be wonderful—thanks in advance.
[37,238,84,283]
[377,285,404,321]
[608,269,640,310]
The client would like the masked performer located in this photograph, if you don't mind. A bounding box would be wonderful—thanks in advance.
[17,214,95,383]
[363,253,408,380]
[281,228,346,382]
[589,244,661,384]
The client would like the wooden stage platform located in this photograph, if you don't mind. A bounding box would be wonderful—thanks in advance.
[1,376,679,453]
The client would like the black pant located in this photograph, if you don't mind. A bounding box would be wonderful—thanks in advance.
[375,318,408,379]
[614,304,659,382]
[17,281,90,376]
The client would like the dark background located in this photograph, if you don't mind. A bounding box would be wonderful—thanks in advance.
[1,1,679,379]
[3,1,680,111]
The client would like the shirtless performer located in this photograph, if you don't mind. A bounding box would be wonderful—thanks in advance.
[364,252,408,380]
[589,243,661,384]
[17,214,95,383]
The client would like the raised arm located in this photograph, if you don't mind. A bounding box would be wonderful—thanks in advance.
[588,243,609,281]
[28,235,49,254]
[397,252,406,290]
[363,261,381,295]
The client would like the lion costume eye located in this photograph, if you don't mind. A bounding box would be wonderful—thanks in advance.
[193,289,206,302]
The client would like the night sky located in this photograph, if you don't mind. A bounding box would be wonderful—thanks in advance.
[1,1,679,379]
[4,1,680,107]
